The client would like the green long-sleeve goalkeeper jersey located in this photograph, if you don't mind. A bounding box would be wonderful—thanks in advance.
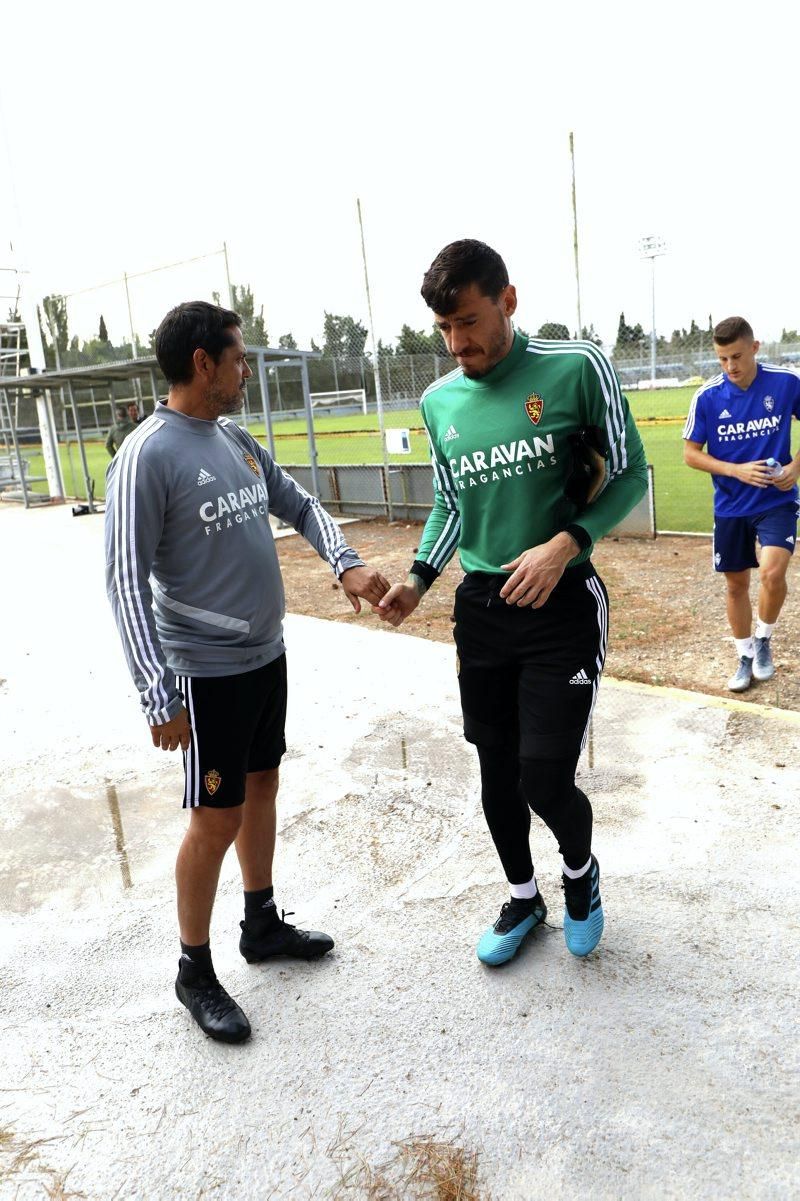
[415,330,648,577]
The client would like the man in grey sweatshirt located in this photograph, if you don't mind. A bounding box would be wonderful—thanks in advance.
[105,300,390,1043]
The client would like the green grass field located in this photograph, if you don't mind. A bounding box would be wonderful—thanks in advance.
[16,386,722,533]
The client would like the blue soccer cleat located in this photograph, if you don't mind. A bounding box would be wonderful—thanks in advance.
[476,893,547,966]
[562,855,604,957]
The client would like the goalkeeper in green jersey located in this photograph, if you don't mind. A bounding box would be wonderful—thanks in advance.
[377,239,647,963]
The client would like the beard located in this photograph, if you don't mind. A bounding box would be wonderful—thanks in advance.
[456,322,511,379]
[211,386,245,415]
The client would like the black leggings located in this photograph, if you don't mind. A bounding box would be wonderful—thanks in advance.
[476,744,593,883]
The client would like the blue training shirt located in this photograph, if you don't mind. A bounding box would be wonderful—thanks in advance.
[683,363,800,517]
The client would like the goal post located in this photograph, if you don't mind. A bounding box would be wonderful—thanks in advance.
[309,388,367,415]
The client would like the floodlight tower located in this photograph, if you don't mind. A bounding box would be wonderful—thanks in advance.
[639,235,666,386]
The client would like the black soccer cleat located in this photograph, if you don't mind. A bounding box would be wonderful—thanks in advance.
[175,966,251,1043]
[239,909,334,963]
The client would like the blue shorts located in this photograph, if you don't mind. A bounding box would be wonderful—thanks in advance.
[713,502,799,573]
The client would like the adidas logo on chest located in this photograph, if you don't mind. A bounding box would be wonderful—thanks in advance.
[197,468,217,486]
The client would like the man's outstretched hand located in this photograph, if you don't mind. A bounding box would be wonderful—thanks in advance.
[340,565,391,613]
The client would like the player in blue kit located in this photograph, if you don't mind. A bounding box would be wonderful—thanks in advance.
[683,316,800,691]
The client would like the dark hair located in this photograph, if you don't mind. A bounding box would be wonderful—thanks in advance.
[154,300,242,385]
[713,316,754,345]
[421,239,509,315]
[116,405,127,420]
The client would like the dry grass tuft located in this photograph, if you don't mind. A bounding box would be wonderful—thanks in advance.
[332,1130,485,1200]
[394,1135,480,1201]
[0,1128,84,1199]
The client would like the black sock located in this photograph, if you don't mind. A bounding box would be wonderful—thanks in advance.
[179,940,213,984]
[244,885,277,924]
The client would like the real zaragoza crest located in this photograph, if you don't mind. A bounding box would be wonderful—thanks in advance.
[205,769,222,796]
[243,452,260,476]
[525,393,544,425]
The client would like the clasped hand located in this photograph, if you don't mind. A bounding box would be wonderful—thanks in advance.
[339,565,391,612]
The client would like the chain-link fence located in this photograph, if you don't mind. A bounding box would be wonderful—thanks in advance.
[7,235,800,533]
[262,338,800,535]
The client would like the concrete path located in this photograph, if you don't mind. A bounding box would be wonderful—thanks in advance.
[0,505,797,1200]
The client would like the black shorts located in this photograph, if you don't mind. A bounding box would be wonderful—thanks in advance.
[176,654,287,809]
[453,562,609,761]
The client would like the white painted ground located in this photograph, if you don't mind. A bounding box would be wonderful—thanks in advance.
[1,504,798,1200]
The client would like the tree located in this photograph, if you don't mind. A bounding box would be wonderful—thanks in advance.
[322,312,368,358]
[98,315,110,343]
[614,312,647,354]
[40,294,69,359]
[232,283,267,346]
[395,324,442,355]
[580,324,603,346]
[781,328,800,343]
[212,283,268,345]
[278,332,297,350]
[668,319,709,351]
[536,322,570,340]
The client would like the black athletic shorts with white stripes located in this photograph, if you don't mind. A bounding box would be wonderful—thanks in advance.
[176,654,287,809]
[453,561,609,761]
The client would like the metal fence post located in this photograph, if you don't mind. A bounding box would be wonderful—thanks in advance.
[66,380,96,512]
[256,351,276,460]
[300,354,321,499]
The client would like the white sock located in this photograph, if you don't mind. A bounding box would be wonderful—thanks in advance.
[755,620,774,640]
[509,872,538,899]
[734,636,755,659]
[562,856,591,880]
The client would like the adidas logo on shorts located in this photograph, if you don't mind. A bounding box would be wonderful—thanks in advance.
[197,468,217,486]
[443,424,459,442]
[569,668,591,685]
[787,535,795,544]
[718,408,732,418]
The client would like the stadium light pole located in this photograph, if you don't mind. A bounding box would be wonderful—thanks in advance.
[569,132,582,339]
[639,236,666,386]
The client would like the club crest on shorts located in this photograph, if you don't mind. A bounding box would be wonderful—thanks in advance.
[525,393,544,425]
[205,769,222,796]
[243,452,260,476]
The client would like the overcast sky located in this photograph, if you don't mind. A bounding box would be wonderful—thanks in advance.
[2,0,799,351]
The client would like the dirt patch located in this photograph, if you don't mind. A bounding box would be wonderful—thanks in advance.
[277,520,800,711]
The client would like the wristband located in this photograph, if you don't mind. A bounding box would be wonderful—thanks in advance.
[564,524,592,552]
[409,559,439,589]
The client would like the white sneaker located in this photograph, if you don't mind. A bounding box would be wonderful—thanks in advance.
[727,656,753,692]
[752,637,775,681]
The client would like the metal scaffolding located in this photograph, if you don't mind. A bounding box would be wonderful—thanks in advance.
[0,344,321,510]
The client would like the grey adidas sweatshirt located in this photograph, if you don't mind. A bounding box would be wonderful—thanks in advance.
[105,403,364,724]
